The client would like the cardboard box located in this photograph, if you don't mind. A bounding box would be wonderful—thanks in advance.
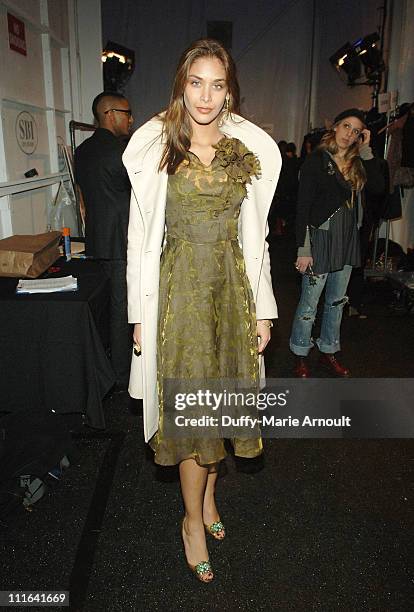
[0,231,61,278]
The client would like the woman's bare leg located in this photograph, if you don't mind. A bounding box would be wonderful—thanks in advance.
[203,465,225,538]
[179,458,213,580]
[202,468,220,523]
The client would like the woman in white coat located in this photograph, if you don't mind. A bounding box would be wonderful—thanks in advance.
[123,39,281,582]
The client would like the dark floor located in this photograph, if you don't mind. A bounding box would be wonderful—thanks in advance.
[1,235,413,612]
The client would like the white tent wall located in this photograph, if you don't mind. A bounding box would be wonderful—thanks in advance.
[0,0,102,239]
[234,0,314,147]
[72,0,103,124]
[382,0,414,252]
[387,0,414,104]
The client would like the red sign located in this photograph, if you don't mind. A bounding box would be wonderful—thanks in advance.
[8,13,27,56]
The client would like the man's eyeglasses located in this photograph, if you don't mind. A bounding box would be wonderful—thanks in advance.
[104,108,132,117]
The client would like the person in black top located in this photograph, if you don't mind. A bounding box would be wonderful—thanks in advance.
[289,108,385,377]
[268,142,299,235]
[75,92,134,392]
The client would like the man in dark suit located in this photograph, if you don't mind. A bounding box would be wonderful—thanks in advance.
[75,92,134,393]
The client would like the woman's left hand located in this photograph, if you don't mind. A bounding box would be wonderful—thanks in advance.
[257,320,272,354]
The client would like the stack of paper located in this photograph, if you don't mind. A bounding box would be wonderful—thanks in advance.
[16,275,78,294]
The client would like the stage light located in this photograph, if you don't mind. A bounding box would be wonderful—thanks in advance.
[329,32,384,87]
[329,42,361,84]
[329,42,351,69]
[102,41,135,92]
[354,33,384,83]
[102,51,127,64]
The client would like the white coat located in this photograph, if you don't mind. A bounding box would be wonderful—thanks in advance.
[123,113,281,441]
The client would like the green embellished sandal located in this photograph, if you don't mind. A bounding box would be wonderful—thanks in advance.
[182,519,214,583]
[188,560,214,583]
[204,520,226,540]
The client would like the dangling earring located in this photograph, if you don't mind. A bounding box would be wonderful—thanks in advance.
[219,96,230,127]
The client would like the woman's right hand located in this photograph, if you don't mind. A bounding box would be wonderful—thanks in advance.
[295,256,313,274]
[133,323,142,347]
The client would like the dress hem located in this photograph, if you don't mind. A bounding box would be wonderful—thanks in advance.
[150,445,263,468]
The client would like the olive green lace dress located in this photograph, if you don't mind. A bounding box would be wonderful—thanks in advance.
[150,137,263,466]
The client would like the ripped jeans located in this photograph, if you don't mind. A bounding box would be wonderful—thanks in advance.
[289,265,352,356]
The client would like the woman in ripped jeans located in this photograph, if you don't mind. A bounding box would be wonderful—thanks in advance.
[290,108,385,377]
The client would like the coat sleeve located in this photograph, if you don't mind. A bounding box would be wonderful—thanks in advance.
[126,189,144,323]
[256,145,281,321]
[296,153,320,248]
[256,224,278,320]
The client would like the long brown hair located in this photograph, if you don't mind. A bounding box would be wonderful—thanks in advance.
[159,39,240,174]
[319,124,366,192]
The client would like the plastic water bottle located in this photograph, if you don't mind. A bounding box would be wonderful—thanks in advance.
[62,227,71,261]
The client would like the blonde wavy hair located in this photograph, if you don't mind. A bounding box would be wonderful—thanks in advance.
[319,125,367,192]
[158,39,240,175]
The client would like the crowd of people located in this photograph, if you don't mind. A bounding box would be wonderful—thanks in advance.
[74,38,387,583]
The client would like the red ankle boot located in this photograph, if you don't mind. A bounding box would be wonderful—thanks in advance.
[319,353,350,377]
[294,357,310,378]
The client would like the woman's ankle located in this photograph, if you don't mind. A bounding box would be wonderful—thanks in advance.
[183,515,204,531]
[202,500,220,520]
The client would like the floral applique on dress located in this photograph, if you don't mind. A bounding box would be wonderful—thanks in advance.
[213,137,261,194]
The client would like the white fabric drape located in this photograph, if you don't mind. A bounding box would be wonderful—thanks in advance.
[102,0,313,148]
[234,0,314,147]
